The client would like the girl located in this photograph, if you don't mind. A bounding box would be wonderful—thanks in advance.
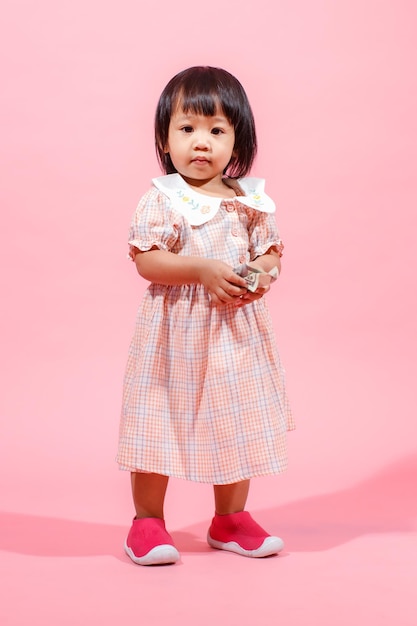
[117,66,294,566]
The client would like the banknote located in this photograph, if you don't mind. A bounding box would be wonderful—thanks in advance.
[233,263,278,292]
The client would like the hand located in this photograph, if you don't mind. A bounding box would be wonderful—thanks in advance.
[198,259,248,306]
[234,273,272,307]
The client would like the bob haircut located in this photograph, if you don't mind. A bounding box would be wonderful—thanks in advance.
[155,66,257,179]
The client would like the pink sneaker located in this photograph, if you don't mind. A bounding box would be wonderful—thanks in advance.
[124,517,180,565]
[207,511,284,558]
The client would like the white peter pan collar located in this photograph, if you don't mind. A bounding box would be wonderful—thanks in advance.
[152,173,276,226]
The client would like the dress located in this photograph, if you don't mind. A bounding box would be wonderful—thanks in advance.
[117,173,294,484]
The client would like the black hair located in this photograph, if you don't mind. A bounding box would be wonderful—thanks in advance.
[154,66,257,179]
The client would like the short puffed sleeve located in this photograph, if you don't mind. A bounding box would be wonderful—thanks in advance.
[128,188,181,260]
[248,211,284,260]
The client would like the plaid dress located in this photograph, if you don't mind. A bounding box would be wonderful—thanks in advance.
[117,174,294,484]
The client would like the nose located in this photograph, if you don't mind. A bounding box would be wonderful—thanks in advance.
[193,131,210,150]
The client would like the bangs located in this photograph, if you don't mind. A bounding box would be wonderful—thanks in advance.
[171,67,243,125]
[179,90,221,118]
[174,83,233,124]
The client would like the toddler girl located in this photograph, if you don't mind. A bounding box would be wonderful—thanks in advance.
[117,66,294,565]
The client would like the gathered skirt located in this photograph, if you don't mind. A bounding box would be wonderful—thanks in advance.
[117,282,294,484]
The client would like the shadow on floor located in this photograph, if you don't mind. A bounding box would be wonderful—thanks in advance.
[1,453,416,558]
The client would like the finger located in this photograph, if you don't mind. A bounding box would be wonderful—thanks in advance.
[255,284,270,294]
[235,292,262,306]
[226,282,248,297]
[208,291,223,306]
[210,287,238,305]
[229,272,248,289]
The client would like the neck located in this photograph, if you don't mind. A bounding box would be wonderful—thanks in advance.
[180,174,236,198]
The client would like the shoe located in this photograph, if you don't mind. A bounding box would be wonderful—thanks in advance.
[124,517,180,565]
[207,511,284,558]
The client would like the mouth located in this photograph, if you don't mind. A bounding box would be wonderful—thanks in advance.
[192,157,210,165]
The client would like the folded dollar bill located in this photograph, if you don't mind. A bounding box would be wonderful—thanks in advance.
[233,263,279,292]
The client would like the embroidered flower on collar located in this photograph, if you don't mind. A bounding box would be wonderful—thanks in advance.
[177,190,200,211]
[176,190,213,215]
[247,192,263,208]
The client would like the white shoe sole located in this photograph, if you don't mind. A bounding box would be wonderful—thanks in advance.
[124,541,180,565]
[207,533,284,558]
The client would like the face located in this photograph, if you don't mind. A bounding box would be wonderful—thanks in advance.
[164,105,235,188]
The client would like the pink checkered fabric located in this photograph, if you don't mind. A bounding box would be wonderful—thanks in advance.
[117,182,294,484]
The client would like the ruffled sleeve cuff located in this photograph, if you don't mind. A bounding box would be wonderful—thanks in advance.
[127,187,180,260]
[251,239,284,260]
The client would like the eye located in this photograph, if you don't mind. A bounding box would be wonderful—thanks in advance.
[181,126,193,133]
[211,128,224,135]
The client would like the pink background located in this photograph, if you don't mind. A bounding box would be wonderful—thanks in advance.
[1,1,416,624]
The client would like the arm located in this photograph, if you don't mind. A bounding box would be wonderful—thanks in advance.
[134,248,248,306]
[248,247,282,275]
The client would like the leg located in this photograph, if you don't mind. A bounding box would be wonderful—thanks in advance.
[125,472,179,565]
[208,479,284,558]
[131,472,169,519]
[213,479,250,515]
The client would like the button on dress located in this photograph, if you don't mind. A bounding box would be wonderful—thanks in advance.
[117,174,294,484]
